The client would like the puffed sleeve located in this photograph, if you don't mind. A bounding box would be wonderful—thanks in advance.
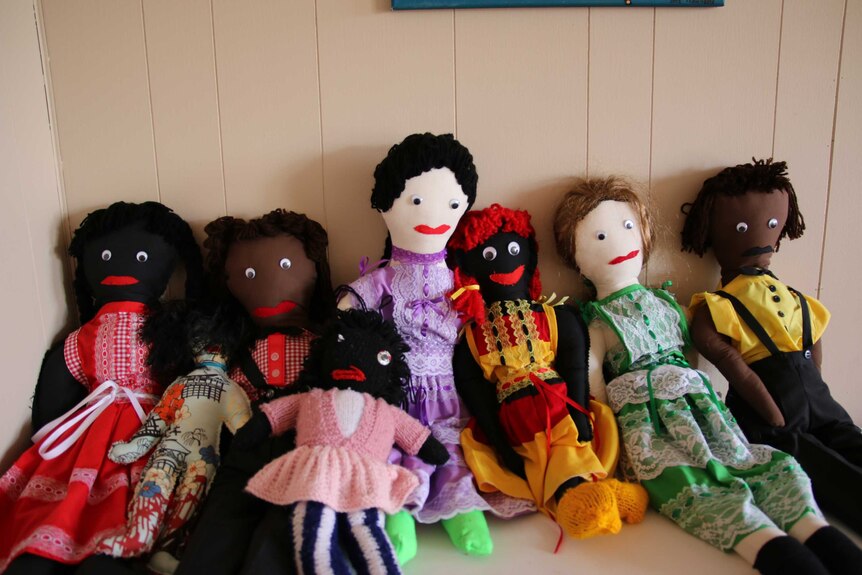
[690,291,743,345]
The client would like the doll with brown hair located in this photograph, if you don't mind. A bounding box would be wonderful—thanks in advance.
[449,203,647,541]
[683,160,862,539]
[173,209,335,575]
[555,176,860,575]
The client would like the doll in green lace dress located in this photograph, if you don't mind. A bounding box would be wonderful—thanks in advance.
[552,177,857,575]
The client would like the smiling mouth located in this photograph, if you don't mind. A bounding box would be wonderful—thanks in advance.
[331,365,366,382]
[609,250,640,265]
[101,275,139,286]
[489,265,525,286]
[253,300,298,318]
[414,224,451,235]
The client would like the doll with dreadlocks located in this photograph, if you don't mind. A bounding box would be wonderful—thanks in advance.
[235,308,449,575]
[0,202,204,574]
[449,203,647,540]
[684,159,862,541]
[174,209,335,575]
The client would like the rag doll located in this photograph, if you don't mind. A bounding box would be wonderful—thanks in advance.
[683,159,862,537]
[449,203,647,540]
[339,133,527,562]
[0,202,204,575]
[174,209,335,575]
[556,176,862,575]
[99,306,252,574]
[235,308,450,575]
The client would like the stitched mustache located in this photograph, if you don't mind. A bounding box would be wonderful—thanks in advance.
[742,245,774,257]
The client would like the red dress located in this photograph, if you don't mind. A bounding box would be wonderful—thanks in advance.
[0,301,163,570]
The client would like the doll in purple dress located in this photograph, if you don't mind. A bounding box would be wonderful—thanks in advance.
[339,134,531,563]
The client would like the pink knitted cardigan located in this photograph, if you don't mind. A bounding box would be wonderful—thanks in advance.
[245,388,430,513]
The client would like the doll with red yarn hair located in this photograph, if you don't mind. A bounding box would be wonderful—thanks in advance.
[449,203,647,539]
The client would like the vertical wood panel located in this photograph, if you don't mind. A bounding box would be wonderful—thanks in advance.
[0,0,67,470]
[41,0,158,227]
[212,0,323,221]
[821,0,861,422]
[143,0,225,239]
[456,8,588,297]
[770,0,844,296]
[317,0,455,286]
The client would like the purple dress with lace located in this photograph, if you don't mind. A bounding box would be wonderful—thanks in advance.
[348,246,530,522]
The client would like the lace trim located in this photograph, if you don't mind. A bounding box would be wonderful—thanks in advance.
[606,365,709,411]
[390,246,446,265]
[0,465,27,501]
[20,476,67,503]
[0,524,125,571]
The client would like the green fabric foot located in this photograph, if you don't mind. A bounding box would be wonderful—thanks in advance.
[385,510,417,566]
[442,510,493,556]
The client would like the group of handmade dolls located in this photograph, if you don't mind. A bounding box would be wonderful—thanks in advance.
[0,133,860,575]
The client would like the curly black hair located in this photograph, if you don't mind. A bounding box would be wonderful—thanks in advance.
[681,158,806,256]
[68,201,204,323]
[295,308,411,410]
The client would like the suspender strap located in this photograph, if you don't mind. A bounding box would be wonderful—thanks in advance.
[237,346,269,391]
[714,290,783,357]
[788,287,813,350]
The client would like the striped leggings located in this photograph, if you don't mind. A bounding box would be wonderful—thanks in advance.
[289,501,401,575]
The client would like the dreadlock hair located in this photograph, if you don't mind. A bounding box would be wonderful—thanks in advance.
[296,308,411,410]
[448,203,541,326]
[372,133,479,260]
[203,209,335,332]
[680,158,805,256]
[554,176,652,272]
[68,201,204,324]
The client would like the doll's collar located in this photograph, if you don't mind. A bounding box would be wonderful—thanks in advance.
[737,266,777,278]
[391,246,446,265]
[95,301,149,316]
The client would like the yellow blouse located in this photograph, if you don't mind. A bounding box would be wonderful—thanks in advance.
[689,274,830,365]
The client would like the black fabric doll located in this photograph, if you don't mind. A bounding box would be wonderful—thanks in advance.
[0,201,203,575]
[234,308,448,575]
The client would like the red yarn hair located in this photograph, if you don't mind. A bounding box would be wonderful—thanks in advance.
[448,203,542,325]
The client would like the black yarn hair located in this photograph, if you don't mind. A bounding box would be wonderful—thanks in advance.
[296,308,411,410]
[681,158,806,256]
[68,201,204,324]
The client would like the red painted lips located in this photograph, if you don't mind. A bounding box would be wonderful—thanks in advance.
[414,224,451,235]
[253,300,297,318]
[331,365,366,382]
[101,275,138,286]
[489,265,525,286]
[609,250,640,265]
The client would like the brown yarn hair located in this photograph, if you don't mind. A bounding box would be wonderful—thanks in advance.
[554,176,653,270]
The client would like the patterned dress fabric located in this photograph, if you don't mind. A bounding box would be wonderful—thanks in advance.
[348,246,529,521]
[0,301,164,570]
[584,285,821,551]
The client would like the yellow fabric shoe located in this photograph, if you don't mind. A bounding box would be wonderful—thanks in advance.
[607,478,649,524]
[555,481,622,539]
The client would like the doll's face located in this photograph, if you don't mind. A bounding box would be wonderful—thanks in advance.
[573,200,644,289]
[381,168,469,254]
[460,231,534,303]
[709,190,789,272]
[83,224,177,305]
[225,234,317,329]
[315,322,399,399]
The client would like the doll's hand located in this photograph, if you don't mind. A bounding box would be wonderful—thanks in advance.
[499,445,526,479]
[232,410,273,450]
[417,435,450,466]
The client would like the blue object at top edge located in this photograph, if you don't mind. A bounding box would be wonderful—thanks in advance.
[393,0,723,8]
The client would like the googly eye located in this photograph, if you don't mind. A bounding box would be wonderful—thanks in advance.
[449,199,461,210]
[767,218,778,229]
[596,231,607,241]
[482,246,498,261]
[244,268,256,279]
[279,258,291,270]
[136,251,148,263]
[736,222,749,233]
[411,195,422,206]
[507,241,520,256]
[377,350,392,366]
[101,250,112,261]
[337,333,345,343]
[624,219,634,230]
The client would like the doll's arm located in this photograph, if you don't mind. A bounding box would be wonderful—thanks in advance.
[812,338,823,371]
[453,339,525,479]
[389,407,449,465]
[32,342,86,432]
[554,306,592,441]
[691,305,784,427]
[587,323,609,405]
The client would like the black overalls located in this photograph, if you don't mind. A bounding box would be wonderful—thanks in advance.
[715,288,862,534]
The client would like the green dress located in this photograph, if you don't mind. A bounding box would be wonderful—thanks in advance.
[583,284,820,551]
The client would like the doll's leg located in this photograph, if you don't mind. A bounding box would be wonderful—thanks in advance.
[383,511,415,566]
[74,555,137,575]
[343,508,401,575]
[4,554,74,575]
[292,501,349,575]
[239,505,296,575]
[440,511,492,556]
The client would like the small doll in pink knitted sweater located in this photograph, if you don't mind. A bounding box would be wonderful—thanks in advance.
[234,308,449,575]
